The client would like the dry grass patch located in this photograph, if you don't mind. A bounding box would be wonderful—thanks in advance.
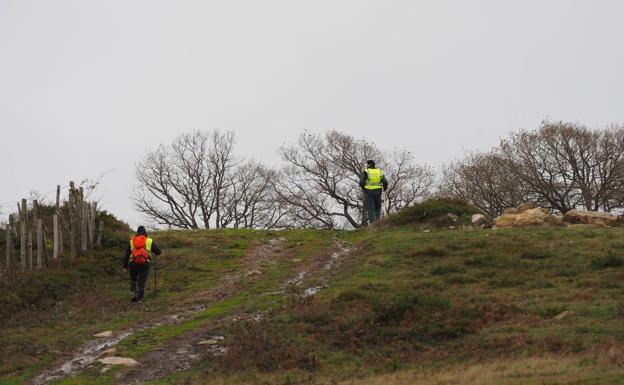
[337,354,623,385]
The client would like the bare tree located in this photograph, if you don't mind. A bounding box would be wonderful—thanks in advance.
[275,130,434,229]
[383,148,435,215]
[440,151,528,217]
[208,130,237,228]
[221,161,285,229]
[549,123,624,211]
[441,121,624,215]
[499,124,580,212]
[595,126,624,210]
[170,131,213,226]
[131,130,237,229]
[132,145,201,228]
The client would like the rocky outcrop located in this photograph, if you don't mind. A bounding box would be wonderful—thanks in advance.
[495,204,563,228]
[494,204,621,228]
[563,209,619,226]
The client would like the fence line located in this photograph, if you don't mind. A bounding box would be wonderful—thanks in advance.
[1,182,104,272]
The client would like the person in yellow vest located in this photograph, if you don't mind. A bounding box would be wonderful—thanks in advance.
[359,160,388,224]
[123,226,161,302]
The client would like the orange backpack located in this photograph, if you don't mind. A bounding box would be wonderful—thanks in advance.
[131,235,150,264]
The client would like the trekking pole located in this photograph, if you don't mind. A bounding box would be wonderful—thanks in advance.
[153,254,157,296]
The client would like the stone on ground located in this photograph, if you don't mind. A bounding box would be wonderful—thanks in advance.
[98,356,140,366]
[496,207,549,227]
[563,209,619,226]
[93,331,113,338]
[471,214,489,227]
[495,203,565,228]
[102,347,117,355]
[554,310,575,320]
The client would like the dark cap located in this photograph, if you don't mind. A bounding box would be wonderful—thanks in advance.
[366,160,376,168]
[137,226,147,235]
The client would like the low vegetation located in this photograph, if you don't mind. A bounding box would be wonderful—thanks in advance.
[388,197,482,227]
[2,218,624,385]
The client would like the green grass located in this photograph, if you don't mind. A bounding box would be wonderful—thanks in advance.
[3,225,624,385]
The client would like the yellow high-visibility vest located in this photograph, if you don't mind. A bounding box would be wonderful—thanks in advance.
[364,168,383,190]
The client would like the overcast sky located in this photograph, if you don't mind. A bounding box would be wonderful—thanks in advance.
[1,0,623,227]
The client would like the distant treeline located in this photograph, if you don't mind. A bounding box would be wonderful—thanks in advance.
[131,129,434,229]
[441,120,624,217]
[133,121,624,230]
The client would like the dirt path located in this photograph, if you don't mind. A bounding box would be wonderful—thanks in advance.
[28,237,352,385]
[119,238,352,385]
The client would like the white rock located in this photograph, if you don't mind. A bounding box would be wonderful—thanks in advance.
[98,356,140,366]
[93,331,113,338]
[471,214,488,227]
[197,339,220,345]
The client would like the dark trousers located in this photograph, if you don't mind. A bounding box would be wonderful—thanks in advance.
[364,189,383,224]
[129,263,150,299]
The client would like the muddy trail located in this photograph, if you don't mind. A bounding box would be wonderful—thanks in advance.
[29,237,352,385]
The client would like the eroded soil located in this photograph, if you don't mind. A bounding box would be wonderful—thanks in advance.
[29,237,352,385]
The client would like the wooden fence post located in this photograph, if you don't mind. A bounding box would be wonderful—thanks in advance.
[4,221,11,269]
[69,221,76,260]
[95,219,104,249]
[20,223,26,270]
[53,214,59,259]
[36,219,43,269]
[20,199,27,270]
[58,219,64,258]
[27,231,33,270]
[42,225,49,267]
[81,205,88,254]
[9,214,15,268]
[69,182,77,259]
[89,202,97,250]
[85,203,92,250]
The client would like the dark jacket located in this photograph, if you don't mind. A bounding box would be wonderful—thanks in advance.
[123,230,162,268]
[359,169,388,191]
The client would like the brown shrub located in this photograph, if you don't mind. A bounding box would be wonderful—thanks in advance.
[220,320,313,372]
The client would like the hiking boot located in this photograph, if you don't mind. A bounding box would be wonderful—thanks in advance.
[130,296,139,302]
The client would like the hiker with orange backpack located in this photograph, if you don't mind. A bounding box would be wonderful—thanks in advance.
[124,226,162,302]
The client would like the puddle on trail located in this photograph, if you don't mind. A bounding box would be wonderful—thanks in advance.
[280,241,352,297]
[30,331,133,385]
[29,305,208,385]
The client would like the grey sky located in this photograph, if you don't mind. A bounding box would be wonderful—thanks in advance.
[1,0,623,227]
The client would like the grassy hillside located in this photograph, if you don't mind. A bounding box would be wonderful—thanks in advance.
[2,221,624,384]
